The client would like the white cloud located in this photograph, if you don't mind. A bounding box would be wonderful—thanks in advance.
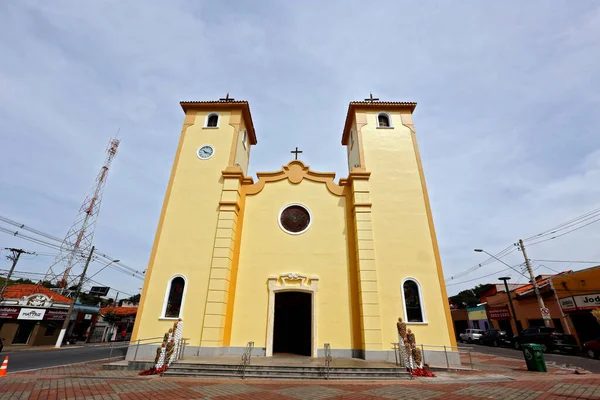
[1,1,599,298]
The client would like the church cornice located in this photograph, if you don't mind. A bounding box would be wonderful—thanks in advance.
[244,160,345,196]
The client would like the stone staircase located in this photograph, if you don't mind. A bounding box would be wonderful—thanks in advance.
[163,361,410,380]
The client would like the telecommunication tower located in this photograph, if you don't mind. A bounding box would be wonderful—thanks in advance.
[44,138,120,288]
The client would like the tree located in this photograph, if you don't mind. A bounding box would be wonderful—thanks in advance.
[449,284,493,309]
[124,293,140,304]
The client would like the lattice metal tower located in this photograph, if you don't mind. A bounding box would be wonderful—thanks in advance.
[44,138,120,288]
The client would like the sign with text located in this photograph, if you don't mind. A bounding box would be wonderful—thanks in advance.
[0,307,20,319]
[43,309,68,321]
[18,308,46,320]
[488,306,510,319]
[541,307,551,320]
[559,294,600,312]
[559,297,577,312]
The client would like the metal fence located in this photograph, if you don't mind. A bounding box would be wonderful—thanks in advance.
[106,336,189,362]
[392,343,474,370]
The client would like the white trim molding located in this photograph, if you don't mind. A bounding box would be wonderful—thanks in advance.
[266,273,319,357]
[376,112,394,128]
[204,112,220,128]
[401,277,427,324]
[160,274,188,319]
[278,203,312,235]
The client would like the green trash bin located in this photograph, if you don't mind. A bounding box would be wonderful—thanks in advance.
[522,343,547,372]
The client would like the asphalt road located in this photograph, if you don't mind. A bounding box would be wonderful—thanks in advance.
[2,344,128,373]
[460,342,600,373]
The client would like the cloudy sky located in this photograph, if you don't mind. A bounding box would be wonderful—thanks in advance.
[1,1,599,299]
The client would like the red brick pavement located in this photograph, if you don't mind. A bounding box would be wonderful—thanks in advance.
[0,357,598,399]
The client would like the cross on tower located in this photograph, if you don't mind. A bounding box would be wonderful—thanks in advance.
[291,147,303,160]
[364,92,379,103]
[219,93,235,102]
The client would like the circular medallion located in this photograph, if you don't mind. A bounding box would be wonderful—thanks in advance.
[279,204,311,235]
[197,145,214,160]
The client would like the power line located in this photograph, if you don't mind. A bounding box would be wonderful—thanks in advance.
[445,244,518,282]
[446,263,524,287]
[524,216,600,247]
[522,207,600,243]
[531,259,600,264]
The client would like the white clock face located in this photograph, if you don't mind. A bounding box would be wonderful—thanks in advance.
[197,145,214,160]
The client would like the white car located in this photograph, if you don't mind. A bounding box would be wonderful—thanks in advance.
[460,329,484,343]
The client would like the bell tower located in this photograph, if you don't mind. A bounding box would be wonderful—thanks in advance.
[341,96,456,358]
[131,97,257,353]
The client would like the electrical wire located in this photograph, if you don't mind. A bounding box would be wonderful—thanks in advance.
[445,244,518,282]
[524,216,600,247]
[522,208,600,243]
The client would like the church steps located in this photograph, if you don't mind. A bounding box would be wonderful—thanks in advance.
[163,363,410,380]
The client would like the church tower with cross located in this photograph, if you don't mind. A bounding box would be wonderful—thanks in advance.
[131,95,456,364]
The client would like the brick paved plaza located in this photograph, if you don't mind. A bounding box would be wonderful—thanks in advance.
[0,357,599,399]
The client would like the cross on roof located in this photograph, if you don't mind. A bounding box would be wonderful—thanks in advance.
[291,147,303,160]
[219,93,235,102]
[364,92,379,103]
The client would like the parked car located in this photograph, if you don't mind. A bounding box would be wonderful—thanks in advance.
[480,329,511,347]
[583,337,600,359]
[459,329,484,343]
[512,327,579,354]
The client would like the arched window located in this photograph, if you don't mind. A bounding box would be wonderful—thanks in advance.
[242,129,248,148]
[162,276,186,318]
[206,113,219,128]
[402,278,426,323]
[377,113,392,128]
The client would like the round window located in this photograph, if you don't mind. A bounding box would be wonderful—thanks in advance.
[279,204,311,235]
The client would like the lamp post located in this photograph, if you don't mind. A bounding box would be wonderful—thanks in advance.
[498,276,522,335]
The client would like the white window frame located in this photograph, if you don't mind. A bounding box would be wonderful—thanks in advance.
[204,112,220,128]
[376,112,393,128]
[278,203,312,235]
[160,274,188,320]
[242,129,248,149]
[401,277,427,324]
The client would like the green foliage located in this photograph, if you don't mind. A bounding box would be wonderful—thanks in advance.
[449,284,494,309]
[125,293,141,304]
[103,310,122,323]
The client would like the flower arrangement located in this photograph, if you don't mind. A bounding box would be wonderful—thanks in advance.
[139,365,167,376]
[409,367,435,377]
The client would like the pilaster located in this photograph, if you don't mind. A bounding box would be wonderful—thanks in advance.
[200,167,244,348]
[348,171,384,352]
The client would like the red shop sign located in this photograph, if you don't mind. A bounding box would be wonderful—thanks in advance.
[489,306,510,319]
[44,309,68,321]
[0,307,20,319]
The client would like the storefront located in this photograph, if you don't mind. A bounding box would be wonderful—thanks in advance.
[488,305,514,336]
[552,266,600,345]
[0,288,70,346]
[467,306,490,331]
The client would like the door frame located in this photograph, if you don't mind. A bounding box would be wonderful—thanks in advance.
[266,273,318,357]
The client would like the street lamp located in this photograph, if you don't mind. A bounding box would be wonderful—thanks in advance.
[498,276,522,334]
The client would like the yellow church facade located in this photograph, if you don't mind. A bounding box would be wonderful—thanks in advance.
[130,98,456,362]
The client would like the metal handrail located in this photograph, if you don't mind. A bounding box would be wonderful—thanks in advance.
[417,343,474,370]
[240,341,254,379]
[108,337,190,361]
[324,343,332,380]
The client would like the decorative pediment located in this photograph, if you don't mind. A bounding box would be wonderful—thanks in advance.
[267,272,319,291]
[245,160,345,196]
[20,293,53,307]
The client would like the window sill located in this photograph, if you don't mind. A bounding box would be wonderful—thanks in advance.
[203,126,219,129]
[376,126,394,129]
[406,321,428,325]
[159,317,180,321]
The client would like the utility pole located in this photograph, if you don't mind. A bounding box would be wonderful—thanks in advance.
[519,239,551,328]
[0,248,33,299]
[55,246,95,348]
[498,276,522,334]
